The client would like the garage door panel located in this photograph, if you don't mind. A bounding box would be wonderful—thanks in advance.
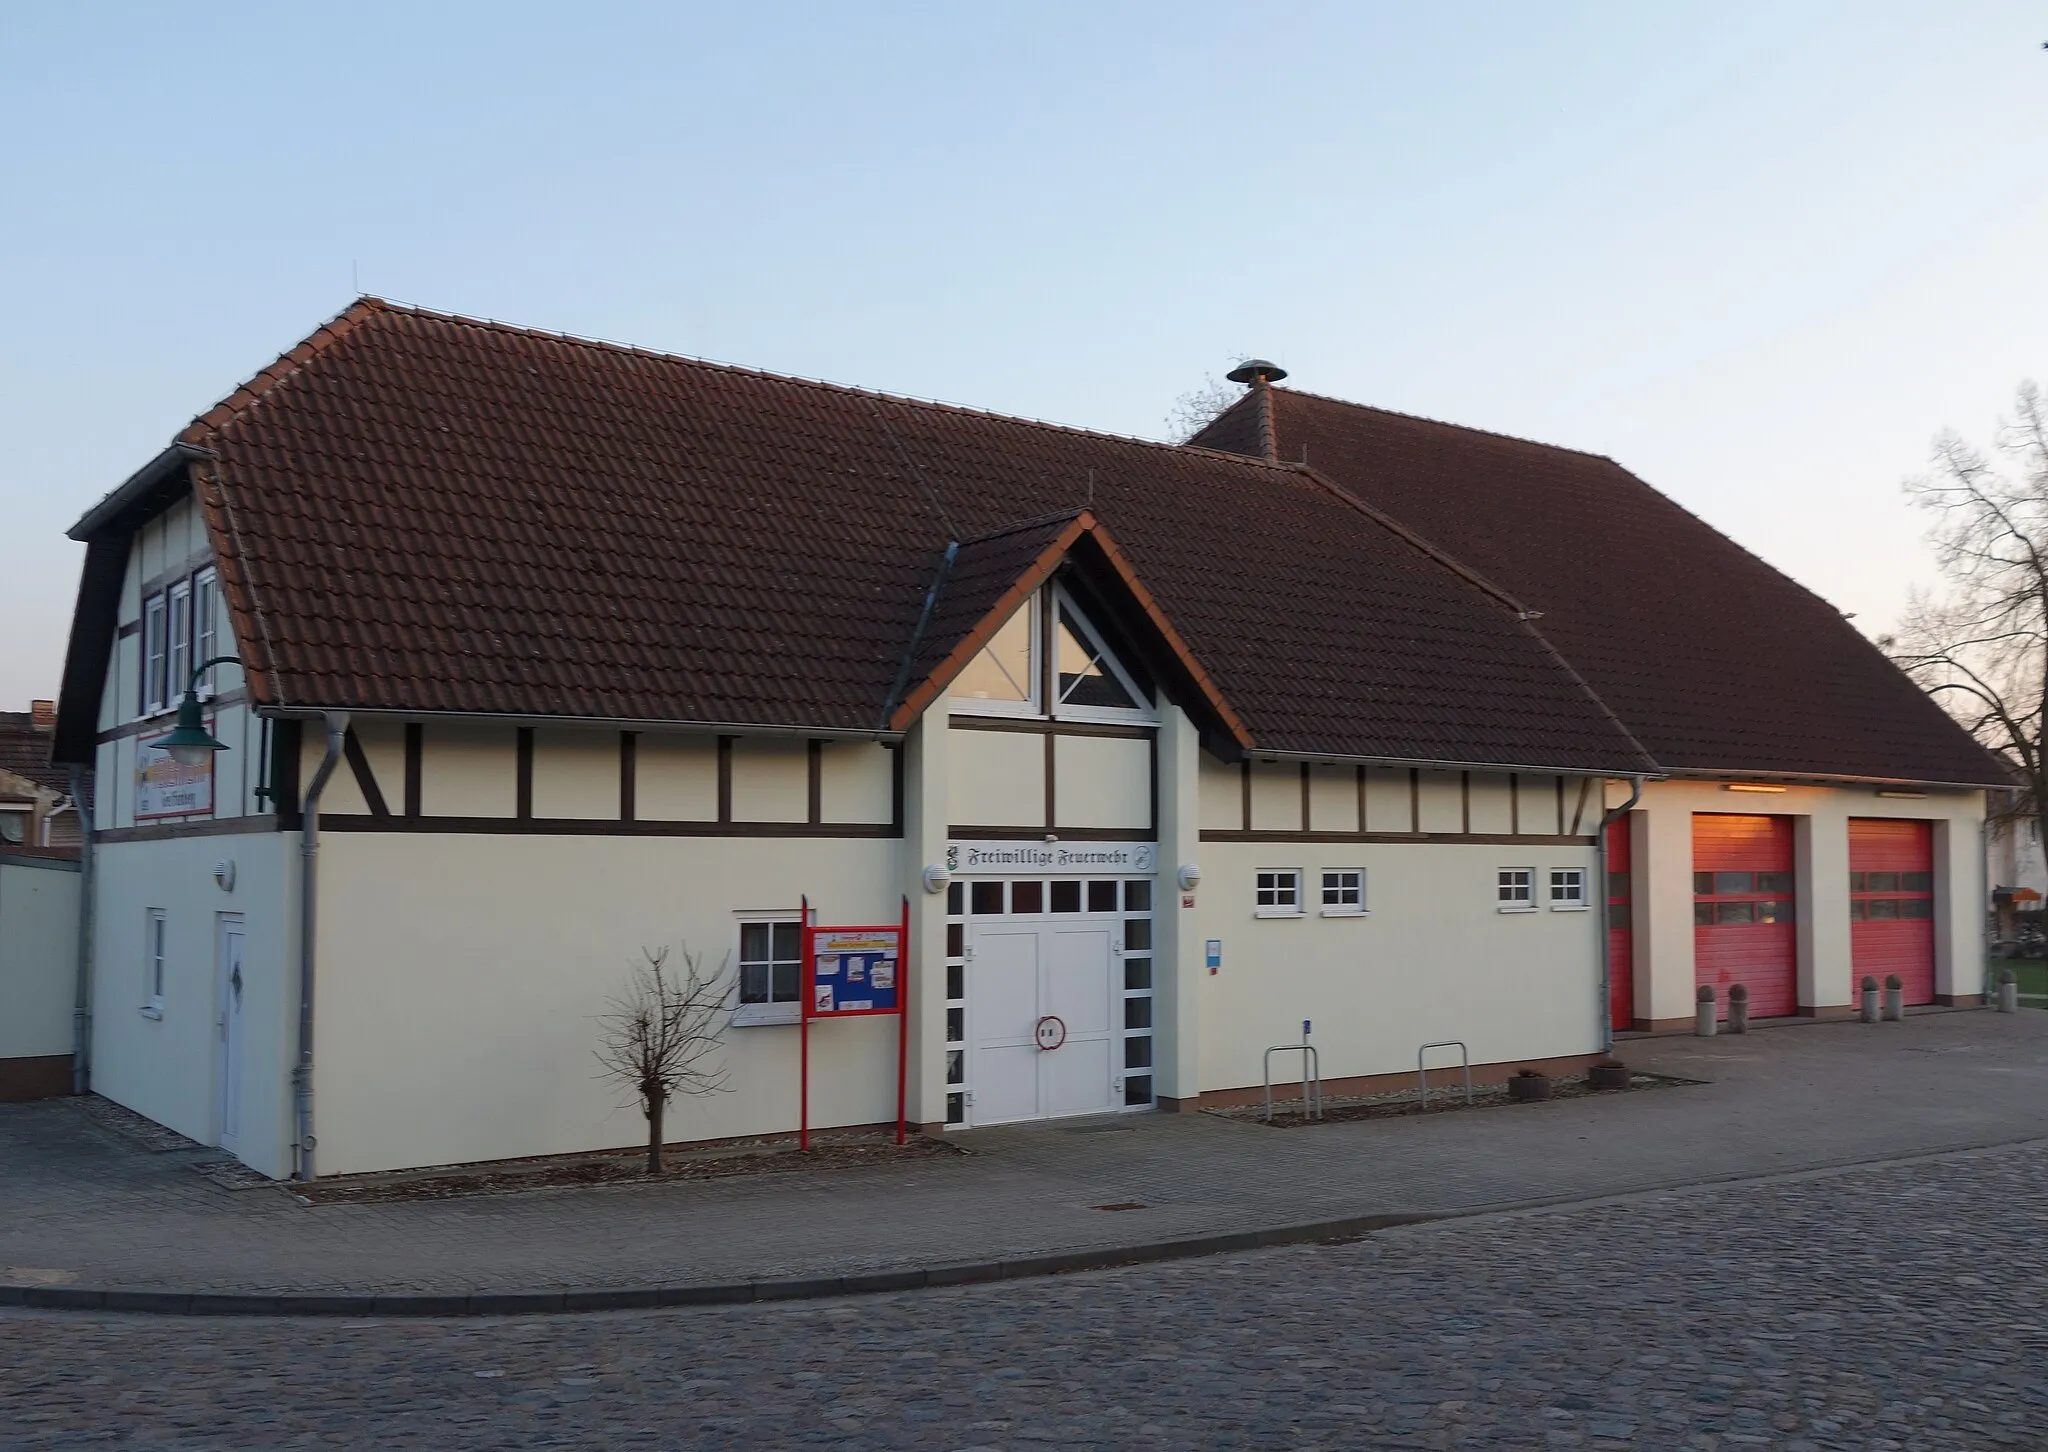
[1694,815,1797,1019]
[1851,819,1934,1006]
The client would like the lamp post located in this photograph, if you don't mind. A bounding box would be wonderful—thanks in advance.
[152,656,241,766]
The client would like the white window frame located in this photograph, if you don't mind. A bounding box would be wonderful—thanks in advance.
[193,567,220,700]
[1255,868,1303,918]
[946,597,1044,720]
[1047,583,1157,726]
[1319,868,1368,917]
[731,911,804,1027]
[1548,867,1589,910]
[167,579,193,709]
[142,593,169,715]
[1497,867,1536,913]
[143,908,167,1017]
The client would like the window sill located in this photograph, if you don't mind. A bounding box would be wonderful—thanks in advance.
[1254,908,1305,919]
[138,1005,164,1020]
[1497,904,1537,914]
[1319,908,1369,918]
[732,1003,800,1028]
[1549,903,1591,912]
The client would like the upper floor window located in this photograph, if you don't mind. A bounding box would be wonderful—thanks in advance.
[949,584,1154,724]
[167,580,193,707]
[142,594,169,715]
[193,568,220,699]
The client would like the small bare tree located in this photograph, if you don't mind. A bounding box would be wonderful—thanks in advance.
[1165,372,1245,443]
[594,946,732,1174]
[1885,381,2048,844]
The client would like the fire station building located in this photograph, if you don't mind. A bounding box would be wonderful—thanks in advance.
[51,301,2002,1179]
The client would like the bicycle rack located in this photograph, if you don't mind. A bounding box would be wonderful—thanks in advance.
[1263,1020,1323,1122]
[1416,1040,1473,1111]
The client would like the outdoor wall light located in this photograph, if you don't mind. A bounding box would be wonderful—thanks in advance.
[152,655,242,766]
[212,859,236,893]
[1177,863,1202,892]
[922,864,951,894]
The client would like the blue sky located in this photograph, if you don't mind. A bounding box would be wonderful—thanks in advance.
[2,2,2043,706]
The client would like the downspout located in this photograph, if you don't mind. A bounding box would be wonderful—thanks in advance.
[1597,775,1644,1056]
[69,764,94,1095]
[293,712,348,1181]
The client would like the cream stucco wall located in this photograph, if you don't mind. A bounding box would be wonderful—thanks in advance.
[1191,840,1603,1091]
[312,832,909,1175]
[0,856,80,1061]
[1052,735,1149,831]
[947,729,1043,827]
[87,830,297,1177]
[1612,778,1987,1024]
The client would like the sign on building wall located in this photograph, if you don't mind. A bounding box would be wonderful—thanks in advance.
[804,925,902,1018]
[945,840,1156,875]
[135,728,215,820]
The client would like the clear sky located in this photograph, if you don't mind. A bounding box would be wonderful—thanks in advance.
[2,2,2042,708]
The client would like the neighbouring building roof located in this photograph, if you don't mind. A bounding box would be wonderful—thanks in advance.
[1192,387,2006,788]
[0,709,69,794]
[55,301,1657,776]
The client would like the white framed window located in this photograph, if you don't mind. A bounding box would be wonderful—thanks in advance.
[0,808,28,846]
[1255,869,1302,917]
[1549,868,1589,910]
[1048,584,1153,725]
[193,567,220,699]
[947,585,1156,725]
[1319,869,1367,916]
[143,908,167,1017]
[732,914,803,1026]
[142,593,169,715]
[167,579,193,707]
[1497,868,1535,912]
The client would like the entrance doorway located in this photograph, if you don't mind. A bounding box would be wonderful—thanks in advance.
[215,913,245,1151]
[943,875,1154,1128]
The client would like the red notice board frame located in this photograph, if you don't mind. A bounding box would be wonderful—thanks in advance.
[798,896,909,1149]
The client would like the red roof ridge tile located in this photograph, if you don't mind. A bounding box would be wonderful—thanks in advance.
[1268,385,1620,465]
[193,295,1316,472]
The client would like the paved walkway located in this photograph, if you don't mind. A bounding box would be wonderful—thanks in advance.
[3,1010,2046,1300]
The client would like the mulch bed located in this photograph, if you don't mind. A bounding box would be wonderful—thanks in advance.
[292,1134,967,1205]
[1210,1072,1699,1129]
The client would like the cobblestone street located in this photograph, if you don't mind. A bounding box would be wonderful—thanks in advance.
[8,1140,2046,1449]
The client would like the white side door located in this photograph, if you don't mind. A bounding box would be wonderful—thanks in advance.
[1041,924,1116,1117]
[969,923,1042,1126]
[216,914,245,1151]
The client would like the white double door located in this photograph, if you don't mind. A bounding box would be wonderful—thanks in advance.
[969,917,1118,1125]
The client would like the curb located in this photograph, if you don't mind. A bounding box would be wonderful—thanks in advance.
[0,1212,1438,1319]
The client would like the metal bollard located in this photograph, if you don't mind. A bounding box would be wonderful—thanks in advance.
[1726,982,1749,1035]
[1695,983,1717,1037]
[1883,973,1904,1022]
[1860,975,1880,1023]
[1998,967,2019,1014]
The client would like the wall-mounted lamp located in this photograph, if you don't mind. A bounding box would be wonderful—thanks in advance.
[213,859,236,893]
[1177,863,1203,892]
[152,655,242,766]
[1724,783,1788,794]
[922,864,951,894]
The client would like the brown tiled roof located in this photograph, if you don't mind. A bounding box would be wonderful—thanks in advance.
[1193,387,2003,786]
[59,300,1655,774]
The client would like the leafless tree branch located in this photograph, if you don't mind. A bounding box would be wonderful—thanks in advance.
[594,944,732,1174]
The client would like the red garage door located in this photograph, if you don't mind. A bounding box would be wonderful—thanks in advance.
[1693,814,1797,1019]
[1850,819,1935,1006]
[1606,814,1633,1032]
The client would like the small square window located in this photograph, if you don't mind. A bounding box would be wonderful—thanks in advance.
[946,922,963,958]
[1050,880,1082,913]
[1320,869,1366,916]
[971,881,1005,915]
[1255,870,1301,916]
[1693,871,1715,896]
[947,881,963,915]
[1124,957,1152,991]
[1497,868,1535,911]
[1548,868,1587,909]
[1010,880,1044,914]
[1123,880,1151,913]
[1715,871,1754,895]
[1087,880,1119,913]
[1902,871,1932,894]
[1124,918,1152,952]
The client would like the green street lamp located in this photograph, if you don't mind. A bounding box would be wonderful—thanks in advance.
[153,656,242,767]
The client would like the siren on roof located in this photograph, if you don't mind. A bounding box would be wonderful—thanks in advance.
[1226,359,1288,385]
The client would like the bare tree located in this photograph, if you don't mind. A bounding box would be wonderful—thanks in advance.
[1885,380,2048,844]
[1165,373,1245,443]
[594,945,732,1174]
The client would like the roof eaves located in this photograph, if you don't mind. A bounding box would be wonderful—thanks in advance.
[66,441,212,541]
